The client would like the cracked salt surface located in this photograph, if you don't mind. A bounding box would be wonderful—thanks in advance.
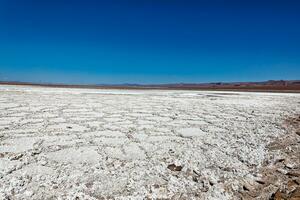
[0,85,299,199]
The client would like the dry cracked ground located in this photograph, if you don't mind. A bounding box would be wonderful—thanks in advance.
[0,85,299,200]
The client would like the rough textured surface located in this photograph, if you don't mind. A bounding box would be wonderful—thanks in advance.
[0,85,299,199]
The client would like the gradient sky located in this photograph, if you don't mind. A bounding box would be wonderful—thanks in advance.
[0,0,299,84]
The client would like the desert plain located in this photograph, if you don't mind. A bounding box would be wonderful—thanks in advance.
[0,85,300,199]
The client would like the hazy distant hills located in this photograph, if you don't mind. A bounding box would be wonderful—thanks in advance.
[0,80,300,92]
[153,80,300,88]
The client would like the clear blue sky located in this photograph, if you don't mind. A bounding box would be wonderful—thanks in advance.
[0,0,299,84]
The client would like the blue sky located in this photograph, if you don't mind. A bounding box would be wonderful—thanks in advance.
[0,0,299,84]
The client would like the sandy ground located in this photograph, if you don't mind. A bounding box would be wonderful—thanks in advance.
[0,85,299,199]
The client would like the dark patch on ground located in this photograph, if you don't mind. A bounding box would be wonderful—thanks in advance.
[237,115,300,199]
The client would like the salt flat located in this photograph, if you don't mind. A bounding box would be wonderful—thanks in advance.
[0,85,299,199]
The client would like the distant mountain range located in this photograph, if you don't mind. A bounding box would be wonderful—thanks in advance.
[0,80,300,92]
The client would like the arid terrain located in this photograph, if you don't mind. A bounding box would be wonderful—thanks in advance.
[1,80,300,93]
[0,85,299,199]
